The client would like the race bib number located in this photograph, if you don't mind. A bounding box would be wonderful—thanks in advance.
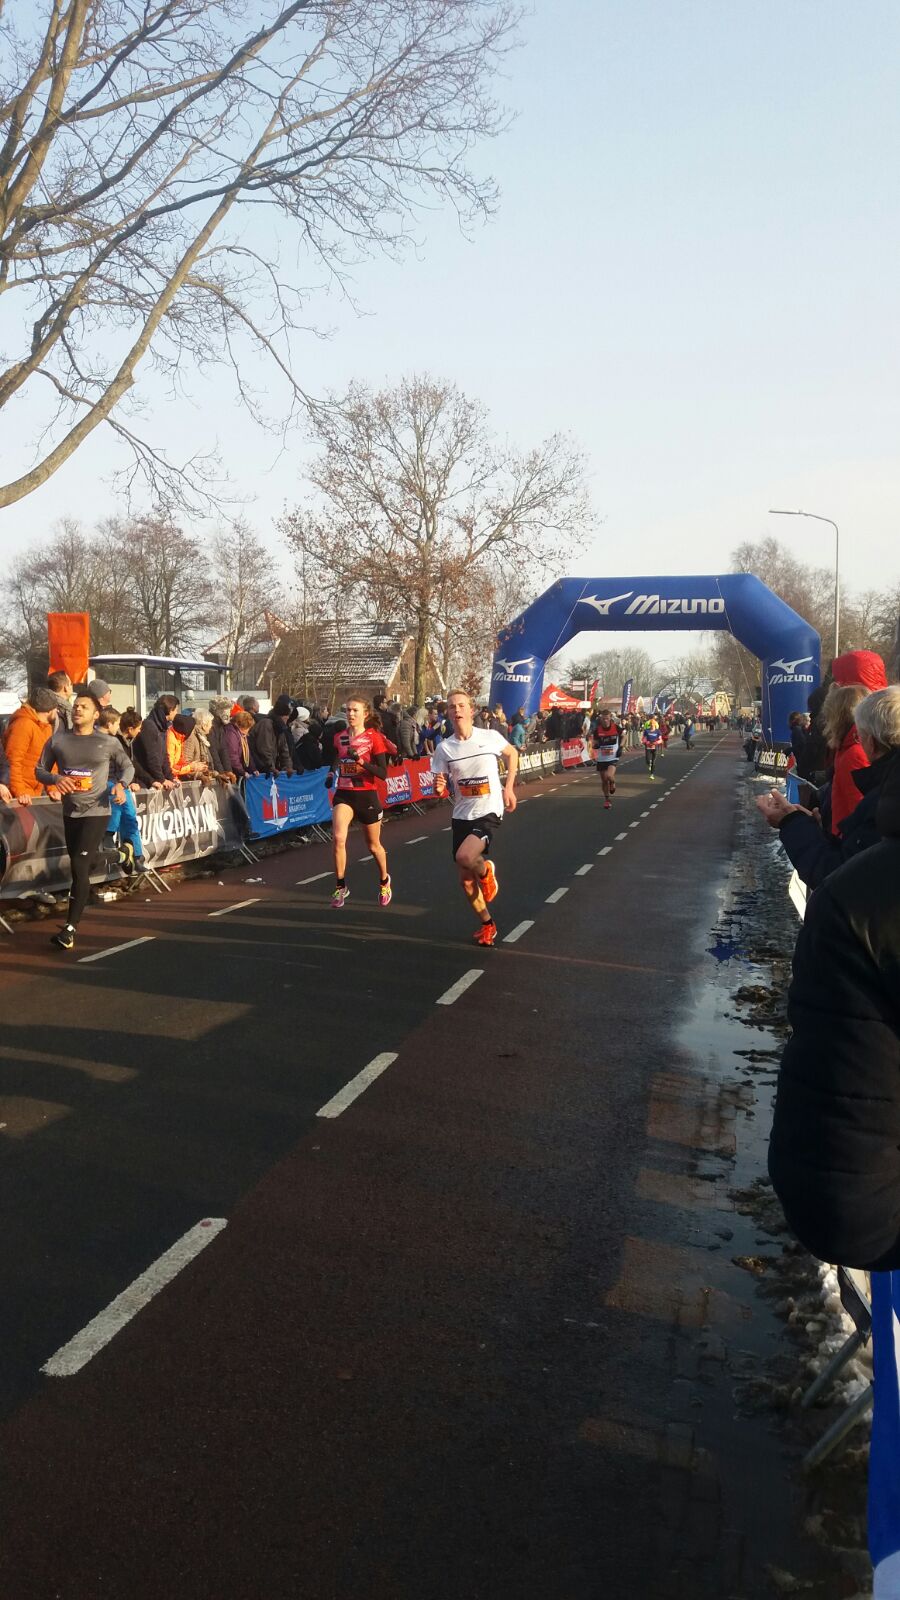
[458,777,491,798]
[64,768,93,792]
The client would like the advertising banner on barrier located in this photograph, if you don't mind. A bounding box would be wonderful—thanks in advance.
[244,771,332,838]
[0,782,249,898]
[376,756,440,810]
[560,738,591,769]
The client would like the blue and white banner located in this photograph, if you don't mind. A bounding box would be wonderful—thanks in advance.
[245,771,332,838]
[621,679,633,717]
[870,1271,900,1595]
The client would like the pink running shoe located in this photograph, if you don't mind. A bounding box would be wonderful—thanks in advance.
[378,877,392,907]
[330,885,350,909]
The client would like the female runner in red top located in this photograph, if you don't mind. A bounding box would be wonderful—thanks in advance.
[329,696,393,909]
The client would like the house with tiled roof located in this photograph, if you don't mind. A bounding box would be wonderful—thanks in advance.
[205,612,445,708]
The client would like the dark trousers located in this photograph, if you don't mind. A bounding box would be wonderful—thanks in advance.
[63,812,109,926]
[645,747,657,772]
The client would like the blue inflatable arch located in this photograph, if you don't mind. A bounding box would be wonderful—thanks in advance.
[489,574,821,744]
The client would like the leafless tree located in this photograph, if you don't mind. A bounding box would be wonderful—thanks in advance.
[281,374,592,704]
[0,0,517,511]
[565,647,655,698]
[109,513,214,653]
[205,519,280,681]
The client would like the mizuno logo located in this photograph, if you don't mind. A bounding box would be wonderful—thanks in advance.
[624,595,726,617]
[579,592,633,616]
[494,657,535,674]
[769,656,813,675]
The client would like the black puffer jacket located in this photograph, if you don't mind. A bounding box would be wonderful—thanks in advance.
[777,749,900,889]
[134,701,174,783]
[249,711,293,777]
[769,756,900,1269]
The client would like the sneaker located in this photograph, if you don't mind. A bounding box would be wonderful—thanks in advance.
[117,841,136,875]
[330,886,350,909]
[481,860,499,903]
[604,799,612,810]
[649,772,656,781]
[51,925,75,951]
[473,921,497,947]
[134,859,149,875]
[378,877,392,908]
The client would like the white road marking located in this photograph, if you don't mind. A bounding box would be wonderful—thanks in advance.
[42,1220,227,1376]
[316,1052,398,1119]
[296,872,331,886]
[359,854,373,863]
[406,835,427,845]
[575,863,593,875]
[546,886,569,903]
[548,787,558,792]
[503,920,534,944]
[629,821,641,829]
[78,935,156,965]
[650,803,659,809]
[208,897,261,918]
[442,826,452,832]
[598,846,613,856]
[437,969,484,1006]
[615,832,628,841]
[640,810,651,817]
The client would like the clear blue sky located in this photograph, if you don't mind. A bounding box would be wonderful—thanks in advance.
[4,0,899,664]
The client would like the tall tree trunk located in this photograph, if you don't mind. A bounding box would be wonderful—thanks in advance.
[414,610,430,708]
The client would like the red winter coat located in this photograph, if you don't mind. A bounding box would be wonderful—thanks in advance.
[831,728,870,836]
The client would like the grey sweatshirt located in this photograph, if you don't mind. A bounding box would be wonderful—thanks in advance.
[36,731,134,817]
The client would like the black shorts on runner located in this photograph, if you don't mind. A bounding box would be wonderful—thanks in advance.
[595,760,618,773]
[332,788,384,826]
[451,813,501,860]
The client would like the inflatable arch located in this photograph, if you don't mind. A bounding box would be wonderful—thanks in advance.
[489,574,821,744]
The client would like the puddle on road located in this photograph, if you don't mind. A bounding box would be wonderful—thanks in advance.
[667,768,870,1598]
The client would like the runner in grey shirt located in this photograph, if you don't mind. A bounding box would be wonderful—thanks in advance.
[35,692,134,951]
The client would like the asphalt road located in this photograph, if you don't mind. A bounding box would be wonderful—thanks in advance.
[0,734,797,1597]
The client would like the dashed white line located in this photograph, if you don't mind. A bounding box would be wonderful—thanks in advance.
[503,920,534,944]
[42,1219,227,1375]
[650,803,659,809]
[208,898,260,918]
[437,969,484,1006]
[296,871,331,886]
[598,846,613,856]
[316,1052,398,1119]
[546,886,569,903]
[575,863,593,875]
[359,854,373,863]
[442,826,452,832]
[629,821,641,829]
[78,935,156,965]
[406,835,427,845]
[640,810,651,817]
[615,832,628,841]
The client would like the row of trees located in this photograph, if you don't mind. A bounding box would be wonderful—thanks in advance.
[0,375,590,704]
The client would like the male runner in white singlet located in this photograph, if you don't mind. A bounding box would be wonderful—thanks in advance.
[431,690,519,946]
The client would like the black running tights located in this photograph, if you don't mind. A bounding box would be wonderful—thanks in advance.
[63,812,109,926]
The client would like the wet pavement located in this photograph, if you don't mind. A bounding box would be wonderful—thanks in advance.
[0,738,871,1597]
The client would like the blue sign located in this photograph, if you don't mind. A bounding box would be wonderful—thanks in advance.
[620,679,633,717]
[491,575,820,744]
[245,771,332,838]
[869,1271,900,1591]
[383,768,412,807]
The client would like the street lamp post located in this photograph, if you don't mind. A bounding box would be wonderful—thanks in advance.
[768,508,840,661]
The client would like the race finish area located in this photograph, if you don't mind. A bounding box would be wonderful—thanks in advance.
[0,735,821,1597]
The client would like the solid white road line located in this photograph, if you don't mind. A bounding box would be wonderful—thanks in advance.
[78,935,156,965]
[546,886,569,904]
[317,1052,398,1119]
[504,920,534,944]
[598,846,613,856]
[296,871,331,886]
[575,863,593,875]
[42,1219,227,1376]
[615,832,628,841]
[437,969,484,1006]
[406,835,427,845]
[208,897,261,918]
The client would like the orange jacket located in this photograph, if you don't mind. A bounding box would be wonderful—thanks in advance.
[2,704,54,797]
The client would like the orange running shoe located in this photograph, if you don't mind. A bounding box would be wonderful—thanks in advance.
[473,921,497,947]
[481,860,499,903]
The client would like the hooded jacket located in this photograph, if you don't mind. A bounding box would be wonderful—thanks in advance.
[769,752,900,1269]
[777,748,900,890]
[831,649,888,693]
[2,703,55,797]
[134,701,175,783]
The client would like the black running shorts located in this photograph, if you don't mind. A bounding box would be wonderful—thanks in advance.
[451,813,501,860]
[332,788,384,826]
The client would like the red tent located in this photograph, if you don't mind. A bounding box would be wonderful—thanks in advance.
[540,683,581,711]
